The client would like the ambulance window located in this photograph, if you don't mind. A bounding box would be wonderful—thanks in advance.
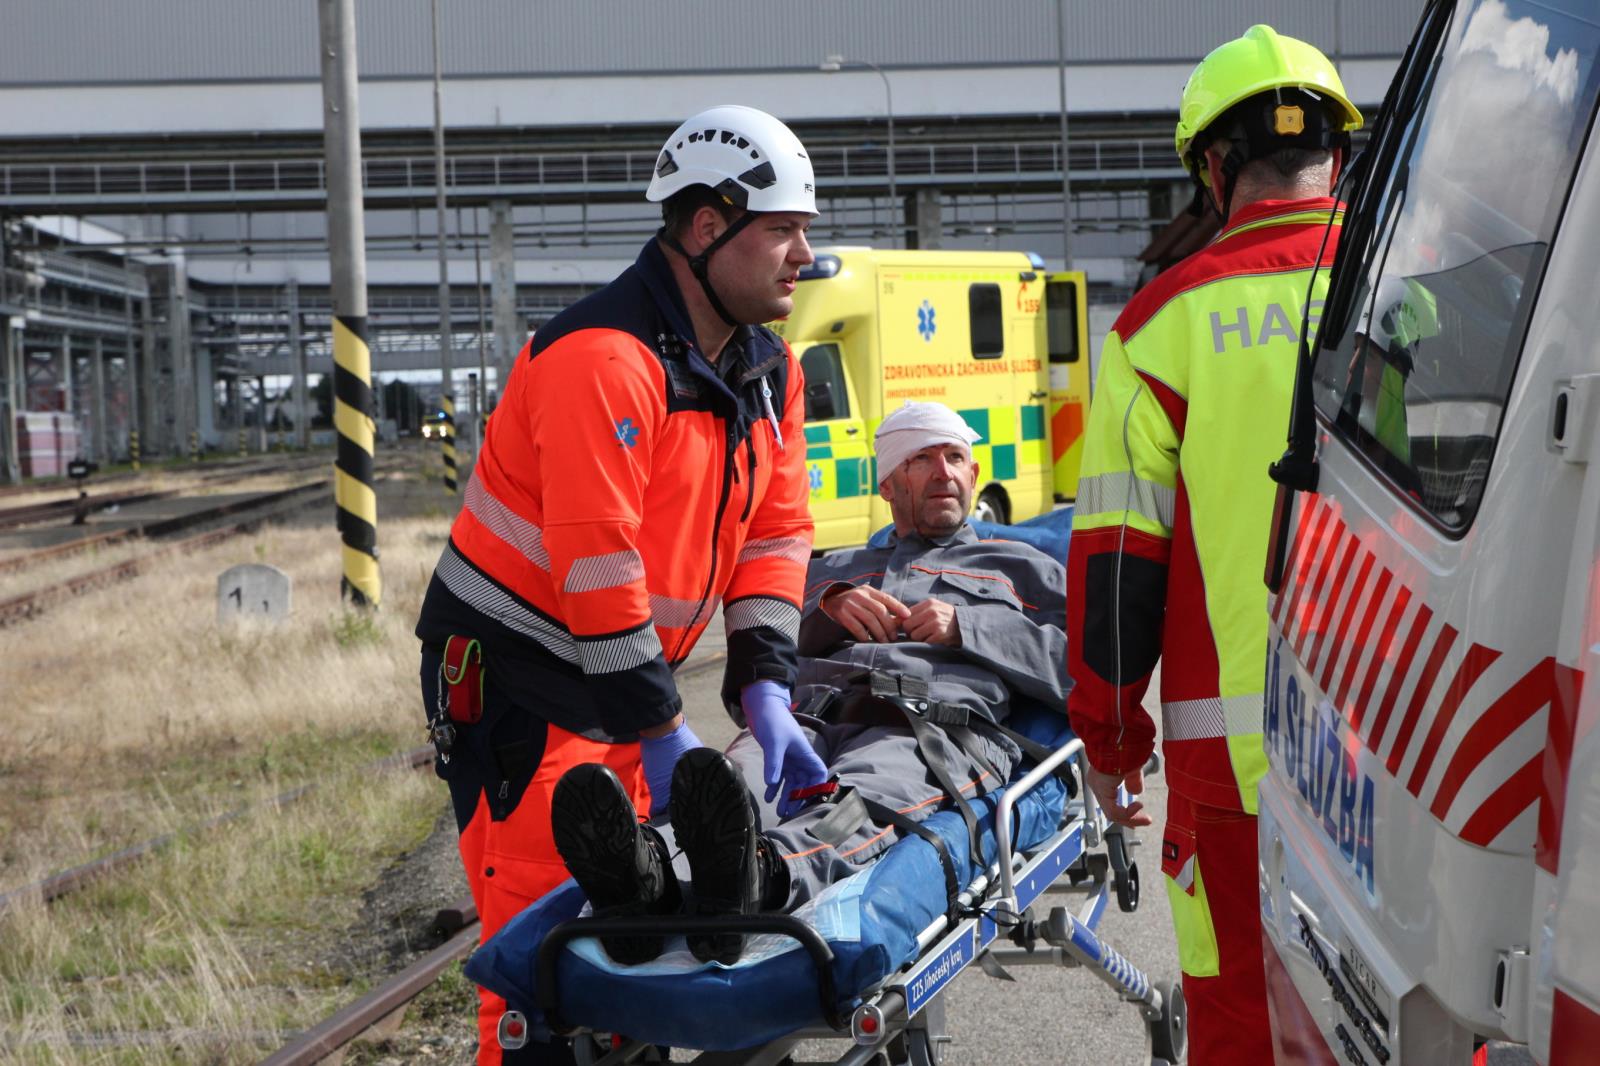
[1311,0,1600,533]
[969,284,1004,359]
[1045,279,1081,364]
[799,343,850,422]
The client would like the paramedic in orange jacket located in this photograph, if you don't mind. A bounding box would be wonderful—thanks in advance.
[414,105,827,1065]
[1065,27,1360,1065]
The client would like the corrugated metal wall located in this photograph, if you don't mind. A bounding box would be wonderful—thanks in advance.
[1,0,1419,85]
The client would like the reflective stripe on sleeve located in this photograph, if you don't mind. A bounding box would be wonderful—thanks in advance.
[1161,694,1262,742]
[435,543,578,664]
[464,472,551,570]
[577,623,663,675]
[1077,470,1176,530]
[736,535,813,566]
[724,595,802,641]
[563,548,647,594]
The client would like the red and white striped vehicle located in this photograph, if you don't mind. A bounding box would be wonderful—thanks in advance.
[1256,1,1600,1062]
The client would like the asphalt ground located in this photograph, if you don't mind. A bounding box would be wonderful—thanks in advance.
[675,621,1185,1066]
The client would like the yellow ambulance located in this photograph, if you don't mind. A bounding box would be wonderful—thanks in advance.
[769,247,1090,550]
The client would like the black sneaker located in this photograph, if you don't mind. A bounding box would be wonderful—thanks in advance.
[550,763,681,965]
[669,748,787,965]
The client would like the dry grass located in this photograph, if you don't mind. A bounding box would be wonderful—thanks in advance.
[1,462,453,888]
[0,766,441,1064]
[0,449,466,1063]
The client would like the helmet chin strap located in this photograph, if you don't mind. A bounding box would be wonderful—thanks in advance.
[658,210,759,328]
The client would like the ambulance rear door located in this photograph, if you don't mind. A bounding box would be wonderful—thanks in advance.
[1044,271,1089,500]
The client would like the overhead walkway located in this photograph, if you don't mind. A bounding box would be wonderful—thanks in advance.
[0,138,1183,215]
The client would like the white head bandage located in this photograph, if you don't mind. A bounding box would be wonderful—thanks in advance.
[873,401,982,485]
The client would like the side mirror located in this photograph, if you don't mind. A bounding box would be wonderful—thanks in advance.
[805,381,838,422]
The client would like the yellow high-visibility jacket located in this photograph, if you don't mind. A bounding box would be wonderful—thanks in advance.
[1067,197,1343,813]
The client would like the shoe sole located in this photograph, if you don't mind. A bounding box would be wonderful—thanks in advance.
[670,749,758,965]
[550,764,664,966]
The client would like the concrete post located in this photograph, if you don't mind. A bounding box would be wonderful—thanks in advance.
[490,198,516,394]
[319,0,380,606]
[908,189,943,250]
[59,338,75,422]
[431,0,456,495]
[91,335,108,463]
[1,317,18,484]
[139,273,160,455]
[257,375,268,453]
[288,279,307,449]
[169,264,191,458]
[122,278,139,463]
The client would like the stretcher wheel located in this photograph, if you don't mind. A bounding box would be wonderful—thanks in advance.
[1115,859,1140,912]
[1148,980,1186,1064]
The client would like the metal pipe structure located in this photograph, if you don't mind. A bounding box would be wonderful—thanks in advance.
[821,55,896,246]
[317,0,380,608]
[474,232,487,432]
[430,0,457,494]
[1056,0,1075,268]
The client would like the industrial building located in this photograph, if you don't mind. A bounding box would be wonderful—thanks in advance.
[0,0,1414,479]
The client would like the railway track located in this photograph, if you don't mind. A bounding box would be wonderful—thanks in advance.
[0,450,333,500]
[258,652,731,1065]
[0,487,179,530]
[0,479,331,626]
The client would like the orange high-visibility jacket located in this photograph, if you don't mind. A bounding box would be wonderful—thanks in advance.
[416,239,814,738]
[1068,198,1343,812]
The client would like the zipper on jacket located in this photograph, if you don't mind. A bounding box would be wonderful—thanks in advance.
[670,418,738,664]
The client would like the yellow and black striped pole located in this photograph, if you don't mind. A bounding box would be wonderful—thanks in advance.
[333,314,380,606]
[319,0,380,608]
[439,391,457,493]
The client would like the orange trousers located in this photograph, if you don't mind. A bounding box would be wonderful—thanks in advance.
[1161,794,1274,1064]
[423,647,649,1065]
[454,726,647,1065]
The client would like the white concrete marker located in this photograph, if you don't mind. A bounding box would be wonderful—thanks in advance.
[217,563,292,625]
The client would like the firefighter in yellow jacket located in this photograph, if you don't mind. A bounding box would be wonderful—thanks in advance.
[1065,26,1361,1063]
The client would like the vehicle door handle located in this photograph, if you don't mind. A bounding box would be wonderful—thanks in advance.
[845,426,860,434]
[1029,390,1048,400]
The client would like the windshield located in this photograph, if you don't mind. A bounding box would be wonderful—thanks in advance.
[1312,0,1600,530]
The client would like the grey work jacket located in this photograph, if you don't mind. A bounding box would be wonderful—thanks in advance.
[796,522,1070,724]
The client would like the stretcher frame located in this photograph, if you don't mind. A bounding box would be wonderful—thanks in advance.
[523,737,1187,1066]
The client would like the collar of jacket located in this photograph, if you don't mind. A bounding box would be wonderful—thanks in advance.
[632,238,786,405]
[1215,195,1343,241]
[884,521,981,552]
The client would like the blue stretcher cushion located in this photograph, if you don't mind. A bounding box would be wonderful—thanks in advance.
[465,709,1076,1051]
[865,508,1072,562]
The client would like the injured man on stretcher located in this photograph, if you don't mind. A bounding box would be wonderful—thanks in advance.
[547,401,1068,969]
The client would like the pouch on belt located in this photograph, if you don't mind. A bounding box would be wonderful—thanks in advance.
[442,635,486,725]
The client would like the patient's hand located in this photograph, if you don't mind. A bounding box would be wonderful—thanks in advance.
[903,599,960,646]
[822,585,911,643]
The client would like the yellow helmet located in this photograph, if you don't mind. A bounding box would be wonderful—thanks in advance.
[1175,24,1362,172]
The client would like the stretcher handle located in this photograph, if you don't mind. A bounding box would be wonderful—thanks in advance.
[535,913,846,1034]
[993,737,1085,914]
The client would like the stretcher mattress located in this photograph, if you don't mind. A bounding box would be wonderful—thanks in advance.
[464,710,1075,1052]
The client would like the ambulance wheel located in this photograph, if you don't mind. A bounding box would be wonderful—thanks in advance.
[974,487,1009,525]
[1148,980,1186,1064]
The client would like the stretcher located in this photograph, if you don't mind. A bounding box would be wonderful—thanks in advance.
[465,704,1186,1066]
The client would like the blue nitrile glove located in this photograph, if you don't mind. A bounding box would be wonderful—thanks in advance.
[639,718,703,819]
[742,680,829,818]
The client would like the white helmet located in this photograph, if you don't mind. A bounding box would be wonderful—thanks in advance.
[646,105,817,217]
